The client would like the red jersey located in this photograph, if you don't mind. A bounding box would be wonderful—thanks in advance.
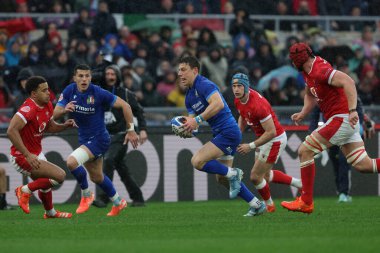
[235,89,284,137]
[10,98,53,156]
[302,56,348,120]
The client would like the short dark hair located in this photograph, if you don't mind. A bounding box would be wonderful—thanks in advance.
[74,64,91,75]
[178,56,200,71]
[25,76,47,95]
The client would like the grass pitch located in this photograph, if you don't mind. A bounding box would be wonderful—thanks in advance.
[1,197,380,253]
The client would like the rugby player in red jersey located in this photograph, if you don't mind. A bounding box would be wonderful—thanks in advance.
[7,76,77,218]
[281,43,380,213]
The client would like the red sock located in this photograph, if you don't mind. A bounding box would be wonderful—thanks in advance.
[271,170,292,185]
[257,181,271,201]
[374,159,380,173]
[28,178,53,192]
[38,189,53,211]
[300,161,315,205]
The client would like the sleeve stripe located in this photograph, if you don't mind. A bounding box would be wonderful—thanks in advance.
[206,90,218,101]
[328,69,337,85]
[259,114,272,123]
[111,95,117,107]
[16,112,27,124]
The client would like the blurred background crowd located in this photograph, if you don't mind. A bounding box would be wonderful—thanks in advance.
[0,0,380,125]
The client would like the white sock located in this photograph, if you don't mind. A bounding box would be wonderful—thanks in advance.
[291,178,302,188]
[225,167,237,179]
[46,208,57,216]
[82,188,91,197]
[110,193,121,206]
[265,197,273,205]
[248,197,261,208]
[21,185,32,194]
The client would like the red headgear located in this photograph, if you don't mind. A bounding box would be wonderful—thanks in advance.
[289,43,313,69]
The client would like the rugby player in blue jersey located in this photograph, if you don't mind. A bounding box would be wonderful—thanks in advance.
[177,56,266,216]
[53,64,139,216]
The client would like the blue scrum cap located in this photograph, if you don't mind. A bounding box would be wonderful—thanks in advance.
[232,73,250,93]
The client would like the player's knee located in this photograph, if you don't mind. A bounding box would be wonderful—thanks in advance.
[56,170,66,184]
[249,171,261,185]
[298,144,314,160]
[66,156,79,170]
[191,156,204,170]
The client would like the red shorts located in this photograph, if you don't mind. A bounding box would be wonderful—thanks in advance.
[255,132,287,164]
[10,152,47,176]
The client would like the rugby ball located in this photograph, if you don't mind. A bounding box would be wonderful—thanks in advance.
[171,116,198,138]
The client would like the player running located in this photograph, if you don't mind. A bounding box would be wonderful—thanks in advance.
[232,73,302,213]
[281,43,380,213]
[7,76,76,218]
[54,64,139,216]
[178,56,266,216]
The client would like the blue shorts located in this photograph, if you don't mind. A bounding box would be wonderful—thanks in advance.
[211,125,242,156]
[81,132,111,158]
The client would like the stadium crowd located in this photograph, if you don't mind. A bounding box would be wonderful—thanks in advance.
[0,0,380,125]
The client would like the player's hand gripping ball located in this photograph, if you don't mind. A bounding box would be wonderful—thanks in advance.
[171,116,198,138]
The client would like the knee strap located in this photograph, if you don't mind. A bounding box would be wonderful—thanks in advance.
[303,134,327,154]
[346,147,367,166]
[70,148,90,165]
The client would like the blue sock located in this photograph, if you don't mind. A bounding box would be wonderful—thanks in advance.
[201,160,228,175]
[71,165,88,190]
[97,175,116,198]
[238,182,255,203]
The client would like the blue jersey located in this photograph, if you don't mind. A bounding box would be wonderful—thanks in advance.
[57,83,116,144]
[185,75,238,135]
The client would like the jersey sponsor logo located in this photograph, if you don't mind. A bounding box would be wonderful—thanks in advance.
[74,105,95,114]
[87,95,95,104]
[191,101,204,112]
[58,94,63,102]
[20,106,30,113]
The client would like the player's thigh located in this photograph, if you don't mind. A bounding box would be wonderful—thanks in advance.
[193,141,225,164]
[30,160,66,182]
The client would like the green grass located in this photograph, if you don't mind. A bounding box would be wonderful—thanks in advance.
[1,197,380,253]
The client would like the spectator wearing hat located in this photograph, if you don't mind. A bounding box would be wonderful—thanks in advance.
[13,67,33,113]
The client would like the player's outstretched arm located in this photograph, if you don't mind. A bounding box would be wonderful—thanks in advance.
[113,96,139,149]
[53,101,77,120]
[7,114,40,170]
[45,119,78,133]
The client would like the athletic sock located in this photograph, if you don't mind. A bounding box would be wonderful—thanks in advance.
[97,175,116,199]
[255,179,271,202]
[27,178,53,192]
[201,160,228,176]
[270,170,292,185]
[71,165,89,190]
[38,188,53,211]
[373,159,380,173]
[300,160,315,205]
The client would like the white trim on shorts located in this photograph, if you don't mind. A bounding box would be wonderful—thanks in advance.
[10,152,47,176]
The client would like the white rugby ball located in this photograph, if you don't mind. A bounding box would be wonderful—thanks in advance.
[171,116,198,138]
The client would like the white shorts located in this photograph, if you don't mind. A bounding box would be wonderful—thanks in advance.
[10,152,47,176]
[255,132,287,164]
[316,114,362,147]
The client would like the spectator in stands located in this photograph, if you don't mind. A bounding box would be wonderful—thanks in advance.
[0,30,8,54]
[269,0,294,31]
[0,167,13,210]
[167,81,187,107]
[140,76,163,107]
[197,28,218,50]
[201,46,228,91]
[160,25,174,45]
[229,8,253,39]
[155,59,172,83]
[92,0,118,42]
[0,76,14,109]
[68,7,93,42]
[53,49,75,93]
[19,42,40,67]
[294,0,318,31]
[250,41,277,75]
[354,25,379,59]
[263,77,287,106]
[71,39,90,65]
[232,33,254,58]
[157,0,178,13]
[222,1,234,14]
[157,70,177,97]
[43,0,71,29]
[249,62,263,87]
[358,64,379,104]
[229,47,249,74]
[4,37,21,67]
[13,67,33,112]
